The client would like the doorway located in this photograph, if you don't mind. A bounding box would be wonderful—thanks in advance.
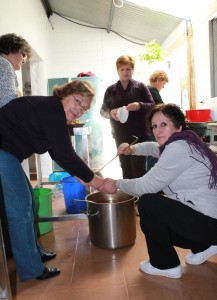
[21,62,37,180]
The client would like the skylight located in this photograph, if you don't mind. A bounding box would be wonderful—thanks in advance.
[125,0,215,21]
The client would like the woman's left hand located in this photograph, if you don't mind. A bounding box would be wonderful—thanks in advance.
[98,178,117,194]
[89,174,104,189]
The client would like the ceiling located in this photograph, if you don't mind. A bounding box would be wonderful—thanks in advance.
[41,0,184,45]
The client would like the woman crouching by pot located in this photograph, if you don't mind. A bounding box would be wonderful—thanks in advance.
[99,103,217,279]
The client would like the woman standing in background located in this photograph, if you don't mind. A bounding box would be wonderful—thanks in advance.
[147,70,169,105]
[100,55,154,179]
[0,33,32,107]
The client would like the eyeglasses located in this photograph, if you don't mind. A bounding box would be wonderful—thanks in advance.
[72,95,89,113]
[21,53,28,62]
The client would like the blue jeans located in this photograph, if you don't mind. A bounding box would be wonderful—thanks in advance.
[0,150,45,281]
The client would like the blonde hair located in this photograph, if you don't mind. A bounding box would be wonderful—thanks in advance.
[53,80,95,103]
[149,70,169,83]
[116,55,135,70]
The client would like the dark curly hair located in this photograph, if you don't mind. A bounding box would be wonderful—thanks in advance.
[0,33,32,58]
[147,103,186,130]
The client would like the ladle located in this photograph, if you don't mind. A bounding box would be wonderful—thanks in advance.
[96,135,138,173]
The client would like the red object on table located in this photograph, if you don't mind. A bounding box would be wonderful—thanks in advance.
[185,109,211,122]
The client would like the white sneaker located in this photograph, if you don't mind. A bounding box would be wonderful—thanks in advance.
[185,245,217,265]
[139,260,182,279]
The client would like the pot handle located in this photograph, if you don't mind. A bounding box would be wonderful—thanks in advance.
[80,210,99,217]
[72,199,99,217]
[73,199,97,205]
[134,197,139,204]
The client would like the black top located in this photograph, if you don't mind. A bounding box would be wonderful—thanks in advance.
[101,79,154,142]
[147,85,163,105]
[0,95,94,182]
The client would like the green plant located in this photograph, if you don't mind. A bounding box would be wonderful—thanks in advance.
[139,40,168,64]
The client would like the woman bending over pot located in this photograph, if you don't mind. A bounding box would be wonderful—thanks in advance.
[99,103,217,279]
[0,80,103,281]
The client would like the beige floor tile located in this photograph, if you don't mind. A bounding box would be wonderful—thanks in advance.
[70,286,128,300]
[127,281,191,300]
[75,226,124,261]
[71,259,125,289]
[6,184,217,300]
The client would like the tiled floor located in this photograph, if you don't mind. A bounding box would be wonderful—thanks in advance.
[6,188,217,300]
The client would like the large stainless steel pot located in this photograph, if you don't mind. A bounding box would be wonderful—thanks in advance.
[85,191,138,249]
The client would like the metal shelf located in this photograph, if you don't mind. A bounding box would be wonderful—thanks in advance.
[0,220,12,300]
[35,126,91,222]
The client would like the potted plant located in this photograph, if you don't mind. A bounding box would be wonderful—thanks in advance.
[139,40,168,64]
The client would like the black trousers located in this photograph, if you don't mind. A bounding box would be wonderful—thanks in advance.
[114,136,146,179]
[138,194,217,269]
[119,154,146,179]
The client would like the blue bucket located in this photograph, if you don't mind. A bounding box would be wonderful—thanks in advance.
[61,176,87,213]
[48,171,70,190]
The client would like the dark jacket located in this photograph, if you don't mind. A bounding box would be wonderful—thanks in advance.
[0,96,94,182]
[100,79,154,143]
[147,85,164,105]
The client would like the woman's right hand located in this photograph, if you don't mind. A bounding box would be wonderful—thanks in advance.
[117,143,134,155]
[110,108,120,121]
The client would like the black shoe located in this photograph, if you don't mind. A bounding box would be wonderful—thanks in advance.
[36,266,60,280]
[41,251,56,262]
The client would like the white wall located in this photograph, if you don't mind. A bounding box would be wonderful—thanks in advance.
[0,0,51,60]
[1,0,52,95]
[48,13,151,95]
[163,0,217,108]
[192,1,217,105]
